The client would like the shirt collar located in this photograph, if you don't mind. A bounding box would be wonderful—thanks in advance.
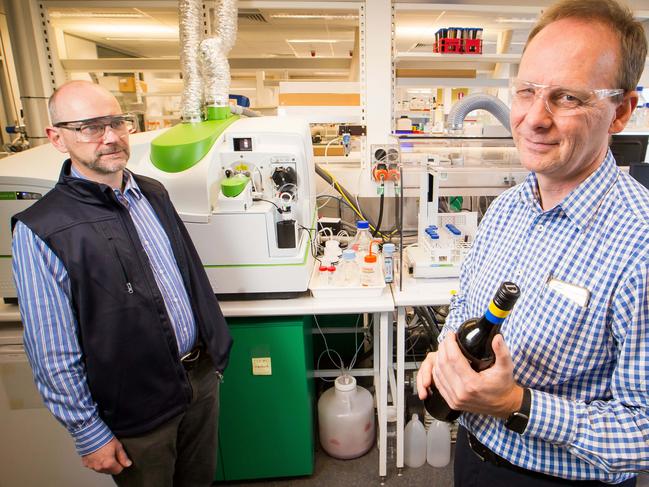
[69,165,142,200]
[517,150,619,232]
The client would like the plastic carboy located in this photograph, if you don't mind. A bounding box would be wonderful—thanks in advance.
[318,374,375,459]
[404,414,427,468]
[350,220,372,258]
[427,419,451,467]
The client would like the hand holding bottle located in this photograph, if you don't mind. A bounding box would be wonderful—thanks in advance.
[431,332,524,419]
[416,281,523,421]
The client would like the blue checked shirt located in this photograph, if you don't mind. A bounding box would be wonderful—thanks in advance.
[443,151,649,483]
[12,165,197,456]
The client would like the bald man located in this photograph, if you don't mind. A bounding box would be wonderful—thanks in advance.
[11,80,232,487]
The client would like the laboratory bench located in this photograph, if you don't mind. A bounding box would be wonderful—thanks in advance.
[0,287,399,482]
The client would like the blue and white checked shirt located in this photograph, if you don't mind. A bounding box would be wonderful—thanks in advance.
[444,151,649,483]
[12,165,197,456]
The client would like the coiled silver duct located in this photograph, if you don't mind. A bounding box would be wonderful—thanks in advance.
[179,0,203,122]
[447,93,511,133]
[202,0,238,109]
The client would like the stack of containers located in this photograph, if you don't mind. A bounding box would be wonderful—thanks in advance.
[434,27,483,54]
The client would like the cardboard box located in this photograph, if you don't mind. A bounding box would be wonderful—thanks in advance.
[119,77,147,93]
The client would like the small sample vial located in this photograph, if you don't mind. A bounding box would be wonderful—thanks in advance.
[327,265,336,286]
[383,243,395,284]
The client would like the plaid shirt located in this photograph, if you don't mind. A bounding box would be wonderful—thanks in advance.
[444,151,649,483]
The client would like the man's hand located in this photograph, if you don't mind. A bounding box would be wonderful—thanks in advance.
[416,350,438,401]
[416,332,524,419]
[82,438,132,475]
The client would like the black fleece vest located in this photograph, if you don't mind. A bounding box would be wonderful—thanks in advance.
[13,160,232,437]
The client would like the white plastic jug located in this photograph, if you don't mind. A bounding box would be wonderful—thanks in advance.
[404,414,427,468]
[427,419,451,467]
[318,375,375,459]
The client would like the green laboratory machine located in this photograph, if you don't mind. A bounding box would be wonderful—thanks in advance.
[215,315,315,481]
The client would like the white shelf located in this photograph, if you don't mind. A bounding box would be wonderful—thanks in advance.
[394,3,541,14]
[397,77,510,88]
[395,110,433,118]
[395,52,520,64]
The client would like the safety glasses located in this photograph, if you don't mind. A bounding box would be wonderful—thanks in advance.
[509,79,624,117]
[54,114,138,142]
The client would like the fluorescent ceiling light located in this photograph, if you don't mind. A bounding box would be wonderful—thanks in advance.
[50,12,146,19]
[270,14,358,20]
[395,26,438,37]
[105,38,178,42]
[287,39,344,43]
[495,17,537,23]
[72,24,178,36]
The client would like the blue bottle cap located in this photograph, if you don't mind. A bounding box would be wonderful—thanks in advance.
[356,220,369,229]
[342,249,356,260]
[445,223,462,236]
[383,243,395,254]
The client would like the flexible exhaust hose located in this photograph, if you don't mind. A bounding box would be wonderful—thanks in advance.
[179,0,203,122]
[446,93,511,133]
[202,0,238,109]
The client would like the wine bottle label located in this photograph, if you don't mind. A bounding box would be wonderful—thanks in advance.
[485,300,511,325]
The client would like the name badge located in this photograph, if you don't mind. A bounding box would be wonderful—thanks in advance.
[547,277,591,308]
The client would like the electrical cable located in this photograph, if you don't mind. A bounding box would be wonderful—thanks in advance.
[323,135,342,168]
[253,197,281,211]
[315,164,366,221]
[415,306,440,352]
[372,190,385,238]
[253,166,264,192]
[315,163,395,240]
[298,224,319,262]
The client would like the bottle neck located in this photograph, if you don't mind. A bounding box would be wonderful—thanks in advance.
[482,299,512,326]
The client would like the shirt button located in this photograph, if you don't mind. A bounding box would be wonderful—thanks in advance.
[536,224,544,232]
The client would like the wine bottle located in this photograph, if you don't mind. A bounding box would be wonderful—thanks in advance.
[424,281,521,422]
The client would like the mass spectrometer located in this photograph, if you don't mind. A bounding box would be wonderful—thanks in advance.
[0,115,316,300]
[130,115,316,298]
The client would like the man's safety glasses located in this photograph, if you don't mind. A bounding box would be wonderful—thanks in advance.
[509,79,624,117]
[54,114,138,142]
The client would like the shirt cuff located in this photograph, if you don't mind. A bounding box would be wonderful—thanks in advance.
[524,389,579,446]
[70,416,114,456]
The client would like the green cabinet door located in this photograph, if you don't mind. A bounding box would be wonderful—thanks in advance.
[215,315,314,481]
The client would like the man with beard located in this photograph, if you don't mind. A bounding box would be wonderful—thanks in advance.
[11,80,232,487]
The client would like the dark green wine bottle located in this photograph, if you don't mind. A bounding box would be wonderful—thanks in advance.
[424,281,521,422]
